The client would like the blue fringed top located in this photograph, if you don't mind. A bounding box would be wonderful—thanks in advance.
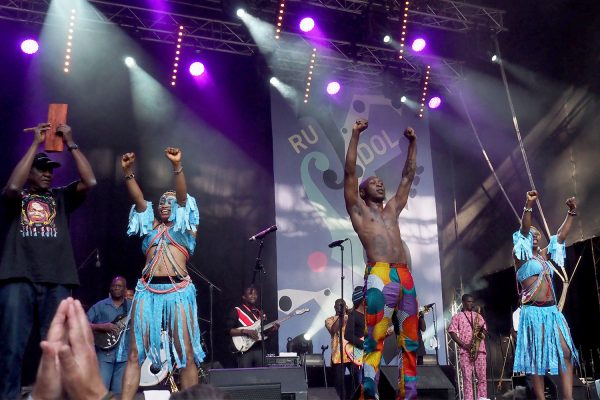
[127,195,199,254]
[513,230,565,282]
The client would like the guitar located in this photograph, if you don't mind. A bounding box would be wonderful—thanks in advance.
[345,325,395,366]
[232,308,310,353]
[93,314,129,350]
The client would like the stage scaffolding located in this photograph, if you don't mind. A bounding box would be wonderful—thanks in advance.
[0,0,504,92]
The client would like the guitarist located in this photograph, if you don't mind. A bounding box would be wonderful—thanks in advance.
[87,276,132,394]
[226,285,279,367]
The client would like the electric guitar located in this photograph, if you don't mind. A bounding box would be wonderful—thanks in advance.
[93,314,129,350]
[232,308,310,353]
[345,325,395,366]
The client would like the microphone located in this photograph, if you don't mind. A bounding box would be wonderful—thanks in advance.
[95,249,101,268]
[328,238,349,248]
[423,302,435,308]
[249,225,277,241]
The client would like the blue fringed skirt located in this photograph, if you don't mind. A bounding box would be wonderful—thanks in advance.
[513,304,578,375]
[117,279,205,371]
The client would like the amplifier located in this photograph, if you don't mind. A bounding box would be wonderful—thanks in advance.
[266,355,300,367]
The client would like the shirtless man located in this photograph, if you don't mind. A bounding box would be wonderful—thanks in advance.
[344,119,418,399]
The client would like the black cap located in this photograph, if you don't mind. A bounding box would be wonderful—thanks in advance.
[32,152,61,170]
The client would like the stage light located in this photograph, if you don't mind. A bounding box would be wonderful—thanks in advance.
[236,8,245,17]
[326,81,340,95]
[189,61,205,77]
[287,333,313,354]
[491,54,498,62]
[418,65,431,118]
[401,95,407,103]
[63,8,77,73]
[20,39,39,55]
[428,96,441,109]
[270,77,278,85]
[412,38,426,52]
[170,26,185,86]
[124,57,136,67]
[398,0,410,59]
[303,48,317,104]
[299,17,315,33]
[383,35,391,43]
[275,1,286,39]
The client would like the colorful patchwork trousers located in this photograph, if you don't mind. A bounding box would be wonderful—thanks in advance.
[459,352,487,400]
[362,262,419,400]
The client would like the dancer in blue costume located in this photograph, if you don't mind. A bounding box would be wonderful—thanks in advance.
[119,148,204,399]
[512,190,578,400]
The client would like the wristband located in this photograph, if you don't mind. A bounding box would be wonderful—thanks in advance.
[67,143,79,152]
[173,166,183,175]
[523,206,533,213]
[124,173,135,180]
[567,209,577,216]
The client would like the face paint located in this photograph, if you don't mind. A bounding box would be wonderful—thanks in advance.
[158,192,176,220]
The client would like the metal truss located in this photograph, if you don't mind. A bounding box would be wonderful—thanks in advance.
[287,0,505,33]
[0,0,469,91]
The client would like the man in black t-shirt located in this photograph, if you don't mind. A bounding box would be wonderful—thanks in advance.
[0,123,96,399]
[226,285,279,368]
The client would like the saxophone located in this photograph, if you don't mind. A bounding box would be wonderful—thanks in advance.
[469,307,484,362]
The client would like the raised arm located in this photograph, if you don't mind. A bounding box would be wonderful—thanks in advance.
[519,190,536,236]
[58,124,97,193]
[556,197,577,243]
[344,119,368,216]
[2,123,49,198]
[165,147,187,206]
[121,152,146,212]
[388,127,417,216]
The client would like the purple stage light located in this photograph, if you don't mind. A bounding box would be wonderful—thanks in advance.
[411,38,426,52]
[428,96,441,109]
[326,81,340,95]
[21,39,39,55]
[189,61,205,77]
[299,17,315,33]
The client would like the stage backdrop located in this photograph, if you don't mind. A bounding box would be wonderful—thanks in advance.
[271,88,447,365]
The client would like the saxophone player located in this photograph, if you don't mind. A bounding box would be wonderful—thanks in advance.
[448,294,489,400]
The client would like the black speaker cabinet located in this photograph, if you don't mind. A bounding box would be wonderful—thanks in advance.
[209,367,308,400]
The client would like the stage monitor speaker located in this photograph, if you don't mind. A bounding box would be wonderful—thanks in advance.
[512,374,595,400]
[217,383,281,400]
[307,387,338,400]
[209,367,308,400]
[378,365,455,399]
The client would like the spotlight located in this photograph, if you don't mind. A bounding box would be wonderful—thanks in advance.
[20,39,39,55]
[428,96,441,109]
[286,333,313,355]
[400,95,407,103]
[326,81,340,95]
[236,8,246,17]
[491,54,498,62]
[411,38,426,52]
[124,57,136,68]
[299,17,315,33]
[270,77,278,85]
[189,61,205,77]
[383,35,391,43]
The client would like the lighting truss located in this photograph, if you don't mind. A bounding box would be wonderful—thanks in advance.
[0,0,482,91]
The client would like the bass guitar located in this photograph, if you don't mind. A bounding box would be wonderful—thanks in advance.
[232,308,309,353]
[93,313,129,350]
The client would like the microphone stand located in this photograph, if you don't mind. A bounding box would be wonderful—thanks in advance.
[335,243,346,400]
[431,303,440,365]
[186,261,222,366]
[77,248,99,270]
[251,238,267,367]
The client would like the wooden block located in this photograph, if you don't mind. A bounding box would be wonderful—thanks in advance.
[45,103,68,152]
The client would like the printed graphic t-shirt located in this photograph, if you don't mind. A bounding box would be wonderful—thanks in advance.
[0,182,84,286]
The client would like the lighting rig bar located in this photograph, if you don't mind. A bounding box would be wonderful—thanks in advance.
[0,0,465,91]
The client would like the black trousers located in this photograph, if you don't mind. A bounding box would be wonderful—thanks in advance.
[332,362,354,399]
[236,345,263,368]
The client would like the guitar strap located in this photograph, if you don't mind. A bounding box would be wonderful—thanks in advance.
[236,304,260,327]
